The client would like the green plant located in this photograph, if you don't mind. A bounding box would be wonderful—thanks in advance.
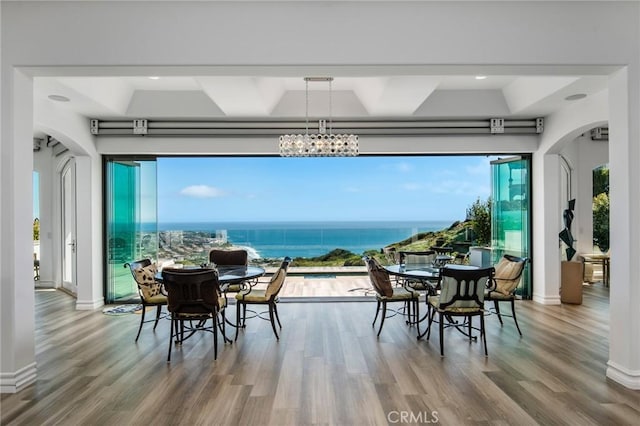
[466,197,491,246]
[592,166,609,253]
[33,218,40,241]
[593,192,609,252]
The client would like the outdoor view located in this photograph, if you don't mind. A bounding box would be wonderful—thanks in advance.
[156,156,492,260]
[106,155,523,301]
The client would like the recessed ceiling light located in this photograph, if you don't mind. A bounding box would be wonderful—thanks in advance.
[475,75,487,80]
[48,94,70,102]
[565,93,587,101]
[148,76,160,80]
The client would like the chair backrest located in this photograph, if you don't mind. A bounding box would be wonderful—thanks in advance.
[125,258,162,302]
[382,247,399,264]
[399,250,436,266]
[264,257,292,300]
[493,254,528,295]
[430,246,454,255]
[208,249,248,266]
[161,268,221,314]
[438,266,494,310]
[363,256,393,297]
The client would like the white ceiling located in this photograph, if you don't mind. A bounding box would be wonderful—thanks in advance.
[34,73,608,122]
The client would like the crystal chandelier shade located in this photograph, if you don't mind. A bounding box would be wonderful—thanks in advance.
[279,77,359,157]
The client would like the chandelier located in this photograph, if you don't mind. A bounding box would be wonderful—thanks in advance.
[279,77,359,157]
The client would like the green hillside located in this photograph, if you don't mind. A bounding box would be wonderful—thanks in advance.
[292,220,475,267]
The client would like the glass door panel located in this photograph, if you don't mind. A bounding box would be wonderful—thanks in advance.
[105,159,157,302]
[490,156,532,298]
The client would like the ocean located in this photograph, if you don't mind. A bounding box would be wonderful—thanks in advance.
[156,221,455,259]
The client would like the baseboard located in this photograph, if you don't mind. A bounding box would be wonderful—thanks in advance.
[34,280,56,288]
[0,362,37,393]
[607,361,640,390]
[532,293,561,305]
[76,298,105,310]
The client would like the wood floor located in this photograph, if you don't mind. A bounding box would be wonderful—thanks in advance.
[2,283,639,425]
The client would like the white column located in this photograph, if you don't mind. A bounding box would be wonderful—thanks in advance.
[0,70,37,392]
[532,152,562,304]
[74,155,104,310]
[607,66,640,389]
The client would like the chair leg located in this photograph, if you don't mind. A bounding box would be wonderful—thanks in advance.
[422,306,436,340]
[511,299,523,336]
[494,300,504,326]
[242,303,247,328]
[377,302,387,337]
[480,314,488,356]
[414,299,420,336]
[468,315,473,342]
[167,317,174,362]
[153,305,162,331]
[213,317,218,360]
[268,304,279,340]
[439,312,445,357]
[372,300,381,327]
[135,303,146,342]
[274,304,282,328]
[235,302,242,341]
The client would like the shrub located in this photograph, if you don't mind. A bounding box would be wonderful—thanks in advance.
[593,192,609,252]
[466,197,491,246]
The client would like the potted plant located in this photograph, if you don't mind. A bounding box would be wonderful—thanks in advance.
[559,199,582,304]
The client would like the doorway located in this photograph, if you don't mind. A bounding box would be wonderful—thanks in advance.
[61,158,77,294]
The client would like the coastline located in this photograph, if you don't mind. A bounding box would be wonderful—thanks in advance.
[148,220,462,267]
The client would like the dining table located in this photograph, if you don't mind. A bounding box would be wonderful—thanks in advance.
[156,264,265,290]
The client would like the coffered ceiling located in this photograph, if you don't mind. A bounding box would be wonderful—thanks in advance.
[34,73,608,123]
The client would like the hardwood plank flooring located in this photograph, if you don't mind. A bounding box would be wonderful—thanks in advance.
[2,283,639,425]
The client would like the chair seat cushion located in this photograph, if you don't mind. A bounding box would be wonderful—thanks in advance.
[146,294,168,304]
[485,290,514,301]
[428,295,483,313]
[224,283,243,293]
[377,287,419,301]
[236,289,268,303]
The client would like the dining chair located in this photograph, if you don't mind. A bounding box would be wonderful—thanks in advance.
[235,257,291,341]
[125,259,167,342]
[161,268,229,362]
[364,256,420,337]
[485,254,528,336]
[397,250,437,294]
[209,249,250,302]
[422,265,494,356]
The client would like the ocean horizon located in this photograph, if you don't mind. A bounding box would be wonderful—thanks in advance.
[154,220,457,258]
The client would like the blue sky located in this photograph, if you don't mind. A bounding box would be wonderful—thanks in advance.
[156,156,494,223]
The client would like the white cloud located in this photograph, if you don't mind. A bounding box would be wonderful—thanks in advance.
[180,185,224,198]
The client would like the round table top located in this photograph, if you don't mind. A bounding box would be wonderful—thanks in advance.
[157,265,265,285]
[384,263,478,280]
[384,264,440,280]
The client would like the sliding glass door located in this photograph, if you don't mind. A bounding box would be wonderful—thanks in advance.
[490,156,532,298]
[105,158,157,302]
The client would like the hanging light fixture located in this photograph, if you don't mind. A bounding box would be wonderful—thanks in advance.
[279,77,359,157]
